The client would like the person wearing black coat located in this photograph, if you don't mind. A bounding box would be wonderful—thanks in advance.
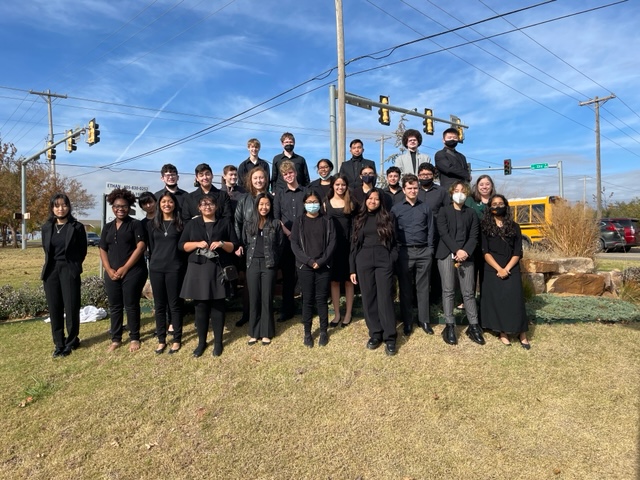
[182,163,231,223]
[41,194,88,357]
[435,181,484,346]
[338,139,376,189]
[290,190,336,347]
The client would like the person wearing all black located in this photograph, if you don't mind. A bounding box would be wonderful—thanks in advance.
[154,164,189,211]
[182,163,231,223]
[434,127,471,193]
[382,166,405,206]
[435,181,485,346]
[148,191,186,355]
[350,188,398,356]
[338,139,376,189]
[308,158,333,202]
[222,165,246,216]
[100,188,148,352]
[270,132,310,192]
[179,194,239,357]
[234,166,271,327]
[243,193,283,345]
[273,160,307,322]
[351,164,393,213]
[237,138,271,190]
[391,174,435,337]
[290,191,336,347]
[41,194,87,358]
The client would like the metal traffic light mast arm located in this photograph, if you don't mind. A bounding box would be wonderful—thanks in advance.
[19,127,85,250]
[343,91,469,128]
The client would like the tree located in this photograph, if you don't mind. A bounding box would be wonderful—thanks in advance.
[0,138,96,247]
[604,197,640,218]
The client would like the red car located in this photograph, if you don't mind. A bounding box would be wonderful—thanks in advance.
[601,218,640,252]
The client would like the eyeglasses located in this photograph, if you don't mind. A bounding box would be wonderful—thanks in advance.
[163,173,178,178]
[200,202,214,207]
[491,204,506,208]
[112,204,129,210]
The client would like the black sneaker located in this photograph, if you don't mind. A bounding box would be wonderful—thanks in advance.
[303,334,314,348]
[318,331,328,347]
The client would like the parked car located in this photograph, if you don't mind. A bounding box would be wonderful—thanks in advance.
[601,217,639,252]
[86,232,100,246]
[598,220,626,252]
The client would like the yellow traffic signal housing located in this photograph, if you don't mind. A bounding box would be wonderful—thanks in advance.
[423,108,434,135]
[378,96,390,126]
[87,118,100,145]
[46,141,56,161]
[66,130,77,152]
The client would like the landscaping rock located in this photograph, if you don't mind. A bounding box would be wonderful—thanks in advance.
[522,272,546,294]
[548,273,605,296]
[521,259,557,274]
[554,257,595,274]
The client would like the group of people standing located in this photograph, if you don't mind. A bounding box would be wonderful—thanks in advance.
[41,129,530,359]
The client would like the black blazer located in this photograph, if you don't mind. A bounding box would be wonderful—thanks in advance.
[435,204,478,259]
[41,220,88,279]
[338,157,377,188]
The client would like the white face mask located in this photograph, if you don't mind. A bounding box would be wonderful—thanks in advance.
[452,192,467,204]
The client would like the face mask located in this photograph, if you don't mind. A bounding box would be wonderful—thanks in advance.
[452,192,466,204]
[361,175,376,185]
[304,203,320,214]
[419,179,433,188]
[445,140,458,148]
[491,206,507,217]
[283,144,294,153]
[319,173,332,181]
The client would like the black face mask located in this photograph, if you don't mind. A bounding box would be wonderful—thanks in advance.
[444,140,458,149]
[361,175,376,185]
[283,144,294,153]
[419,179,433,188]
[491,206,507,217]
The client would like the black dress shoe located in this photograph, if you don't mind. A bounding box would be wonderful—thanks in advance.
[52,347,68,358]
[303,334,314,348]
[329,319,340,328]
[366,338,382,350]
[235,316,248,327]
[318,331,328,347]
[465,325,486,345]
[385,342,397,356]
[155,344,167,354]
[442,324,457,345]
[68,338,81,350]
[419,322,434,335]
[212,343,224,357]
[192,345,206,357]
[403,325,413,336]
[168,345,181,354]
[519,340,531,350]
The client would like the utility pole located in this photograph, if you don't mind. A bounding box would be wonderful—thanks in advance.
[334,0,346,169]
[375,135,394,175]
[579,93,615,219]
[29,89,68,178]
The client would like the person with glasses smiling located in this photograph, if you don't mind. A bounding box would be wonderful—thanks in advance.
[308,158,334,202]
[100,188,148,352]
[395,129,432,176]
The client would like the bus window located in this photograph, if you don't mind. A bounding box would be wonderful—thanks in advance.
[516,205,530,224]
[532,204,545,222]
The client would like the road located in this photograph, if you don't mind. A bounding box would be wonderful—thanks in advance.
[597,246,640,262]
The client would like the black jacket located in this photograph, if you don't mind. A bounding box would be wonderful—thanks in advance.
[349,212,397,274]
[435,204,478,259]
[41,220,88,280]
[290,214,336,270]
[178,217,238,267]
[242,218,283,269]
[339,157,376,188]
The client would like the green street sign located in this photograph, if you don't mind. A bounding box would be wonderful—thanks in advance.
[530,163,549,170]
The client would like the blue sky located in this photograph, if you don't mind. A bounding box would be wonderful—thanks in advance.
[1,0,638,218]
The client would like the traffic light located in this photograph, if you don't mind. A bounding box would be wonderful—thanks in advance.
[451,116,464,143]
[378,96,390,126]
[423,108,434,135]
[87,118,100,145]
[46,141,56,161]
[66,130,77,152]
[504,159,512,175]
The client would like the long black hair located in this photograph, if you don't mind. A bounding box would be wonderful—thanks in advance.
[481,194,518,237]
[352,188,394,248]
[152,191,184,232]
[47,193,76,223]
[247,192,274,236]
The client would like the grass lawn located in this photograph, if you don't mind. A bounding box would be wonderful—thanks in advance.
[1,313,638,479]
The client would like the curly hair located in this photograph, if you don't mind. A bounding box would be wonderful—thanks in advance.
[106,188,136,206]
[402,129,422,148]
[481,194,518,237]
[352,188,394,249]
[152,191,183,232]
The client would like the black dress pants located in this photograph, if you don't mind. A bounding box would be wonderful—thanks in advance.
[43,262,81,350]
[104,264,148,342]
[246,258,276,339]
[355,245,397,343]
[297,266,331,334]
[149,268,184,344]
[194,299,226,347]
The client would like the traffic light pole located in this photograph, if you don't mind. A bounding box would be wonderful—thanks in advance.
[471,161,564,197]
[29,89,68,178]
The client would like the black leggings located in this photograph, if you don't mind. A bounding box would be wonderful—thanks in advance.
[194,299,226,348]
[149,269,184,344]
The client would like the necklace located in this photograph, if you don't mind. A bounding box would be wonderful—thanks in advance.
[162,220,171,237]
[55,223,67,234]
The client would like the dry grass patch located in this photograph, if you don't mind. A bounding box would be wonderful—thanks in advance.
[539,202,599,258]
[1,314,638,479]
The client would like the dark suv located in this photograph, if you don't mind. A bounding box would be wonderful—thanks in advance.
[86,232,100,246]
[601,218,639,252]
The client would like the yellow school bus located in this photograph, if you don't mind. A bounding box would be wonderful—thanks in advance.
[507,196,563,246]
